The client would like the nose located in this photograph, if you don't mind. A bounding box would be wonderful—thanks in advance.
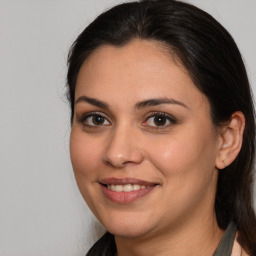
[102,125,144,168]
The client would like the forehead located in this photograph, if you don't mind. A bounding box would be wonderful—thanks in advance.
[78,39,182,79]
[75,39,208,111]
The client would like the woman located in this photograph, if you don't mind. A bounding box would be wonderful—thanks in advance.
[67,0,256,255]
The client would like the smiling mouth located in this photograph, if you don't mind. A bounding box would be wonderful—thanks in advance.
[100,178,158,204]
[106,184,152,192]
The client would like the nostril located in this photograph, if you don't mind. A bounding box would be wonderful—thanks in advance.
[102,131,144,167]
[104,159,124,168]
[104,159,141,168]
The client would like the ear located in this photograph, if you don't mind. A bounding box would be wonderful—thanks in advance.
[215,111,245,170]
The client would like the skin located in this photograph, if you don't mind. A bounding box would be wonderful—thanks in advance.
[70,39,241,255]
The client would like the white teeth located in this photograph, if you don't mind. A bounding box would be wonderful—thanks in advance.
[133,184,140,191]
[123,184,133,192]
[107,184,151,192]
[115,185,122,192]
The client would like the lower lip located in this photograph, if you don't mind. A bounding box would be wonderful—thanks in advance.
[101,185,155,204]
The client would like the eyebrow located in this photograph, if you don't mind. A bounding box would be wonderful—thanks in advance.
[75,95,188,110]
[135,98,188,110]
[75,96,109,109]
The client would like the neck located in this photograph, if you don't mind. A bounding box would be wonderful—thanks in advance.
[115,207,224,256]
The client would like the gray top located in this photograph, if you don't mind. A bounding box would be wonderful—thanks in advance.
[213,222,237,256]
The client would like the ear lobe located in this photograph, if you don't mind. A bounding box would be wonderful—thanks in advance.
[215,111,245,170]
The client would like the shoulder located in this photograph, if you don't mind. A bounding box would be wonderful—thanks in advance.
[231,234,249,256]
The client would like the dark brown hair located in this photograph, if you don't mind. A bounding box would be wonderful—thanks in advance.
[67,0,256,254]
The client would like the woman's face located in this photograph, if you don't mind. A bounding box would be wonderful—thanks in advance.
[70,39,222,238]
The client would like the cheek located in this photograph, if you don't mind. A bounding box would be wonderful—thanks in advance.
[145,125,219,178]
[70,129,102,179]
[70,128,105,216]
[144,128,219,220]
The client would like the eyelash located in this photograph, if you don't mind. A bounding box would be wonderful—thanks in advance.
[77,111,177,129]
[143,112,177,130]
[77,112,111,127]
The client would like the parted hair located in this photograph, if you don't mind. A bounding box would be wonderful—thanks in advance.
[67,0,256,255]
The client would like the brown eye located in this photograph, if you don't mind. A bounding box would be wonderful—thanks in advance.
[153,116,167,126]
[143,112,176,128]
[80,113,111,127]
[92,115,105,125]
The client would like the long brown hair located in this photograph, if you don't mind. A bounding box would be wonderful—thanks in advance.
[67,0,256,254]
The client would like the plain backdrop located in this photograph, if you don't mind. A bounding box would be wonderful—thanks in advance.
[0,0,255,255]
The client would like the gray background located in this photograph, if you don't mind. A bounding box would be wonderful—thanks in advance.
[0,0,255,255]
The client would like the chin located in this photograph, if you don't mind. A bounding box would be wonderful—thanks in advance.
[107,225,151,238]
[99,214,155,238]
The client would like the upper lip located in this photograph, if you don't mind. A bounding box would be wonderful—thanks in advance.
[100,177,158,186]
